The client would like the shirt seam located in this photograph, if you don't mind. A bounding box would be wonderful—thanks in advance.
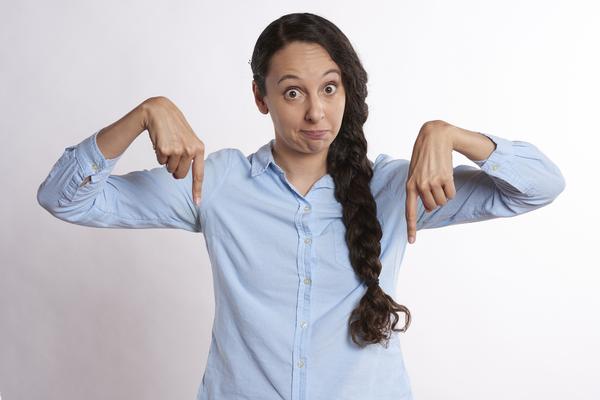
[197,148,234,219]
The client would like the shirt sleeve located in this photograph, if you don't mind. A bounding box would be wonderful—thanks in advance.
[37,129,231,232]
[413,132,566,230]
[375,132,566,231]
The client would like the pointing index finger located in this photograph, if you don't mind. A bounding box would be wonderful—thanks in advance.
[405,187,418,244]
[192,155,204,206]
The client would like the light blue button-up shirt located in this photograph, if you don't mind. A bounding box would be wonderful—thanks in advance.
[37,129,565,400]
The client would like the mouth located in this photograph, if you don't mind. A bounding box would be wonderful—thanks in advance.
[301,130,329,139]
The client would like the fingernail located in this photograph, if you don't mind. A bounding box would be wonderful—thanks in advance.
[408,236,415,244]
[194,197,200,206]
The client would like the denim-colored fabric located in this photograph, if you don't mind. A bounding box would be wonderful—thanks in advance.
[37,129,565,400]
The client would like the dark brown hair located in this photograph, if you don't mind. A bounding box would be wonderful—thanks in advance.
[250,12,411,348]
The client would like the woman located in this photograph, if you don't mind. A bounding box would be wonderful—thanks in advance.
[37,12,565,400]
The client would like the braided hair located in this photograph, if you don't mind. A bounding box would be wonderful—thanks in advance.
[250,12,411,348]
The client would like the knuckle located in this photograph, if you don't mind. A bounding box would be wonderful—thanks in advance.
[416,182,429,191]
[194,143,205,156]
[172,146,183,155]
[161,146,172,155]
[433,176,445,186]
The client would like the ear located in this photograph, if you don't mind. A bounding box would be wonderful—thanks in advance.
[252,80,269,114]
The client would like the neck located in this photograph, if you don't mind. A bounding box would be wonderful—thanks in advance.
[271,139,328,183]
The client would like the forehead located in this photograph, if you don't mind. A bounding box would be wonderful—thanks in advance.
[267,41,340,81]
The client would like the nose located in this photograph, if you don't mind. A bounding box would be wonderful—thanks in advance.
[305,95,325,122]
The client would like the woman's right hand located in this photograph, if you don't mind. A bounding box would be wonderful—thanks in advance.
[142,96,205,205]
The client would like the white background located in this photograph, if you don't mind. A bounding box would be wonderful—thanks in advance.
[1,0,598,399]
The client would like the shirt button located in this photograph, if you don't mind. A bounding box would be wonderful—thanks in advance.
[297,359,305,368]
[492,164,499,171]
[91,163,98,172]
[304,277,311,285]
[304,238,312,244]
[300,321,308,328]
[304,205,311,212]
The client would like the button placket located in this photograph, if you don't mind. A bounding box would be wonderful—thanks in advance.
[292,201,313,398]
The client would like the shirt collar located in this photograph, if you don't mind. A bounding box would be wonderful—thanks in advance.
[250,138,335,189]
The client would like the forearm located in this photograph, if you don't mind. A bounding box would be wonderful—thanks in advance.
[96,101,148,159]
[447,124,497,162]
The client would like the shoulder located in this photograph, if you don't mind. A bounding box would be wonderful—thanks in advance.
[371,153,411,198]
[205,147,238,164]
[202,147,255,186]
[203,147,250,174]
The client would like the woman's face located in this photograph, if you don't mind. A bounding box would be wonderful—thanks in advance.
[252,41,346,156]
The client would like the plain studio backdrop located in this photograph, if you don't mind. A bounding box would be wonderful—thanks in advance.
[1,0,597,399]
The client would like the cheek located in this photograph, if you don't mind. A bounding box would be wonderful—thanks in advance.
[333,99,346,120]
[278,106,304,127]
[339,94,346,111]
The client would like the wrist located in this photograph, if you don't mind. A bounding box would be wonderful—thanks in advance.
[421,119,456,147]
[138,100,152,131]
[450,127,496,161]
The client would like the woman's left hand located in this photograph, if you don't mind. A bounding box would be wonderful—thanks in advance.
[405,120,456,244]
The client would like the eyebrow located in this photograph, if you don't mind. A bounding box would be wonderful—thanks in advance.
[277,68,341,85]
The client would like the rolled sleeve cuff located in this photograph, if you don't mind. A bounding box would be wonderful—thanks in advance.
[73,129,122,184]
[470,132,530,194]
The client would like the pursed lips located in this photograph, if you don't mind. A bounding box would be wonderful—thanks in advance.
[301,130,329,134]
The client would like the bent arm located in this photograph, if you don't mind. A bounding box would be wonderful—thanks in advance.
[415,132,566,230]
[36,103,204,232]
[95,101,148,159]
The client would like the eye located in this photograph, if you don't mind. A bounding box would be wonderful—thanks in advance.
[324,83,338,95]
[284,88,302,100]
[283,82,339,101]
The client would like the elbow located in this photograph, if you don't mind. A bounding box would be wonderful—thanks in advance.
[523,171,566,207]
[36,182,85,222]
[545,167,566,202]
[557,168,566,193]
[553,171,566,200]
[37,184,67,220]
[36,182,56,213]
